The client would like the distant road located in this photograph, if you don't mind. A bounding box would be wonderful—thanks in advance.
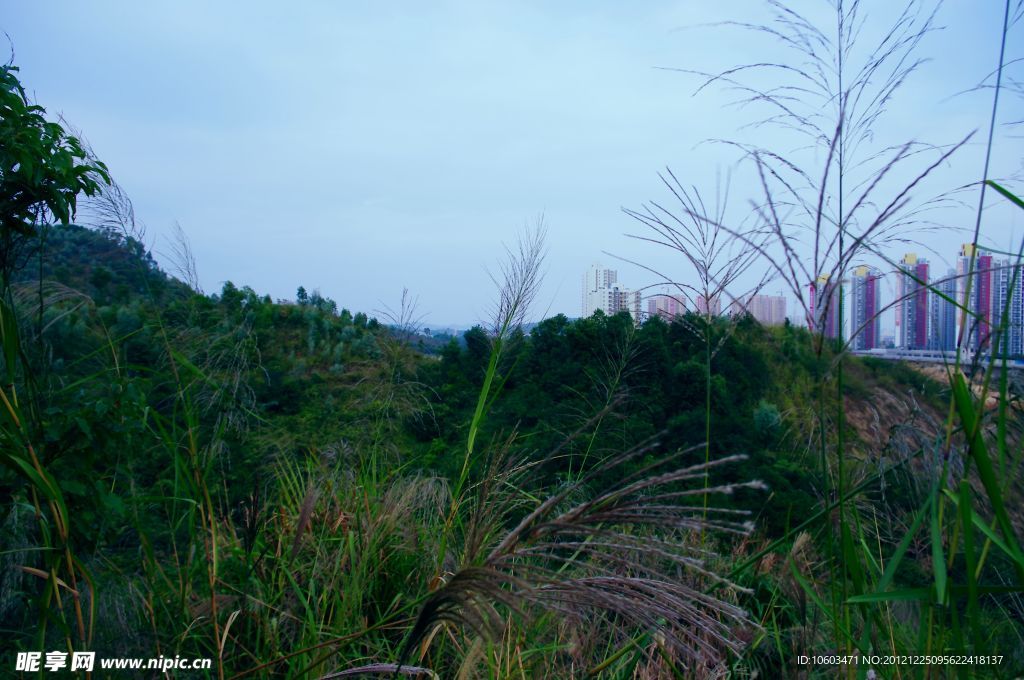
[850,348,1024,369]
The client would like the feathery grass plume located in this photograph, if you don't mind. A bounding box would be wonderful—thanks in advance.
[448,221,546,517]
[619,168,770,352]
[656,0,1020,670]
[669,0,968,354]
[9,279,93,334]
[319,664,438,679]
[290,480,319,560]
[429,220,545,595]
[78,165,145,243]
[306,218,767,675]
[561,319,641,480]
[376,287,427,346]
[164,220,203,294]
[360,288,436,464]
[623,171,770,534]
[400,439,764,673]
[623,169,769,340]
[486,220,547,341]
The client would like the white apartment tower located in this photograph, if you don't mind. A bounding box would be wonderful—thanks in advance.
[581,264,641,321]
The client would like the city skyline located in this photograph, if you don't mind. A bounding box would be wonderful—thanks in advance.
[575,244,1024,358]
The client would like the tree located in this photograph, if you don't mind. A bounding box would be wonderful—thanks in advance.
[1,64,110,284]
[0,62,111,654]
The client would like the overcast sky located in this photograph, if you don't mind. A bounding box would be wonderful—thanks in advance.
[2,1,1022,328]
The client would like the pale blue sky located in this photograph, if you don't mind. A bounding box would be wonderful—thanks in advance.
[2,1,1021,327]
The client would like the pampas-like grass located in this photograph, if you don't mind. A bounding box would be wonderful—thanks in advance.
[400,441,764,672]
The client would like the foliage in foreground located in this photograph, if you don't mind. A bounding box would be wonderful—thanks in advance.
[1,219,1021,678]
[2,31,1024,677]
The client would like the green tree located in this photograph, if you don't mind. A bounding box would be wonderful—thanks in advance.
[0,63,111,655]
[1,65,110,284]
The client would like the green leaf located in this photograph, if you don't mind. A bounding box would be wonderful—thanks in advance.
[877,495,931,594]
[930,478,948,605]
[986,179,1024,211]
[847,587,931,604]
[959,480,981,651]
[952,372,1024,581]
[943,489,1021,570]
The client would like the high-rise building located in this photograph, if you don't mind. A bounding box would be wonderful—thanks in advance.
[695,293,722,317]
[608,287,642,319]
[896,253,928,350]
[647,293,687,320]
[582,264,617,316]
[761,294,787,326]
[991,259,1024,356]
[1009,264,1024,357]
[930,269,958,352]
[731,293,787,326]
[975,253,994,351]
[581,264,641,321]
[956,244,975,331]
[992,258,1009,352]
[849,266,881,350]
[957,244,996,352]
[808,274,839,339]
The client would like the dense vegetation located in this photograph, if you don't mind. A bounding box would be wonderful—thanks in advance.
[4,215,1021,678]
[3,2,1024,675]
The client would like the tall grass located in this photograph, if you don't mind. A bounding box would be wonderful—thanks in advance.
[661,0,1024,675]
[363,225,764,677]
[623,170,769,536]
[0,213,757,678]
[3,2,1022,677]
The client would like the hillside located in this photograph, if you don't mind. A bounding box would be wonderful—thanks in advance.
[7,224,1015,678]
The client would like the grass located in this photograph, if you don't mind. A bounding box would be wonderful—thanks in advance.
[2,1,1023,677]
[3,223,1021,677]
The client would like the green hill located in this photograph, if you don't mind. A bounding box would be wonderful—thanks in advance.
[7,222,1007,678]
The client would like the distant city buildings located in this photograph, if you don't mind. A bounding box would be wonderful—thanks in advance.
[580,249,1024,358]
[974,251,995,351]
[849,266,881,350]
[896,253,929,350]
[730,293,787,326]
[956,244,976,336]
[1007,265,1024,356]
[991,256,1022,355]
[930,270,958,352]
[581,264,641,321]
[647,293,687,320]
[873,245,1021,357]
[695,294,722,317]
[957,244,1023,355]
[808,274,840,339]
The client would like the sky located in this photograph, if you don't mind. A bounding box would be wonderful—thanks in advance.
[2,0,1022,329]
